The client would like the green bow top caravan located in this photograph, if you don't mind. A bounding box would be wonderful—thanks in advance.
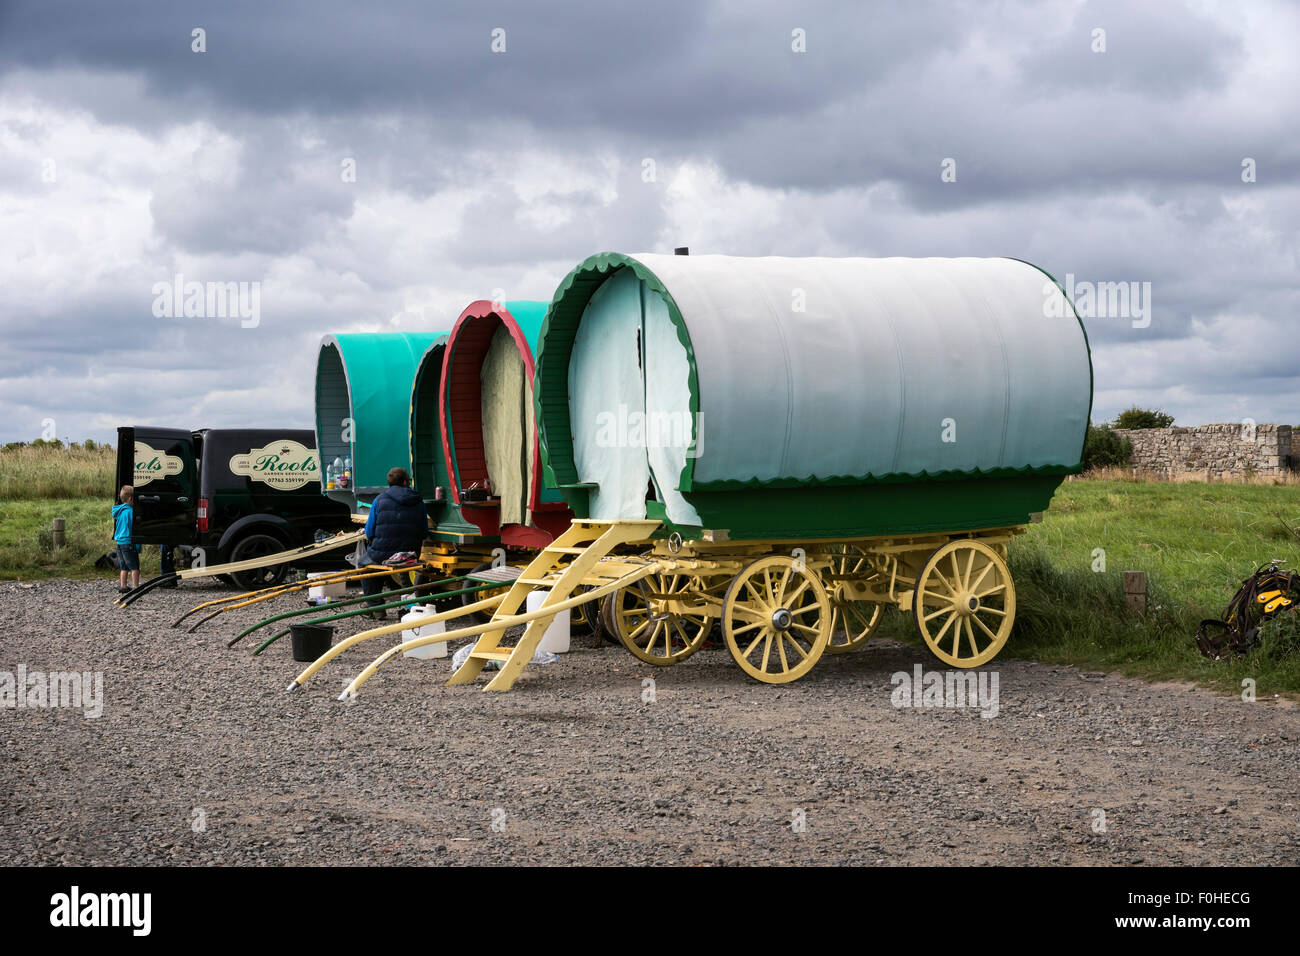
[535,253,1094,541]
[315,331,445,511]
[407,334,486,539]
[428,299,573,549]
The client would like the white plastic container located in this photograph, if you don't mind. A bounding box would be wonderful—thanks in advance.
[400,605,447,660]
[526,590,571,654]
[308,572,347,602]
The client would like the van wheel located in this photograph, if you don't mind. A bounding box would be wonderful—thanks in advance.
[229,533,289,591]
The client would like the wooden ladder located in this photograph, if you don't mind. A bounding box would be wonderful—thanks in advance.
[446,519,661,691]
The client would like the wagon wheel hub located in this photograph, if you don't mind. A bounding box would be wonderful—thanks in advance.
[955,593,980,616]
[771,607,794,631]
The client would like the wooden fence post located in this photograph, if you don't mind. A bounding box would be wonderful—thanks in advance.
[51,517,66,548]
[1123,571,1146,614]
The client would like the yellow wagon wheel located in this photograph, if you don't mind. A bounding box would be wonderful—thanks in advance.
[913,539,1016,668]
[723,555,830,684]
[822,544,885,654]
[570,585,603,640]
[604,573,714,666]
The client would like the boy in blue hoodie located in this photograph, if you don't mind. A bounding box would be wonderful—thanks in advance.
[113,484,140,592]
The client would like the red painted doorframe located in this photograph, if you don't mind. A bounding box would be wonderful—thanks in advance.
[438,300,571,546]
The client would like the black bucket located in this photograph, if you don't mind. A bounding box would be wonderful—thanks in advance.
[290,624,335,662]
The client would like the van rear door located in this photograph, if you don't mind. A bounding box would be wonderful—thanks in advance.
[116,426,198,545]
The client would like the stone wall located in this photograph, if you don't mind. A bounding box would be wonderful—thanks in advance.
[1112,424,1294,479]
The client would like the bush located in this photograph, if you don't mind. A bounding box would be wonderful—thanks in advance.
[1255,608,1300,663]
[1114,406,1175,429]
[1083,423,1132,470]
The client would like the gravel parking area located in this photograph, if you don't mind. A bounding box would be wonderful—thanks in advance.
[2,578,1298,865]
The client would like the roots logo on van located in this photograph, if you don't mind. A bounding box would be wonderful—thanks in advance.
[133,441,184,486]
[229,440,319,490]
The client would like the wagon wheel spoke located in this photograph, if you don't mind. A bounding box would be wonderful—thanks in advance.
[641,620,664,653]
[932,610,957,645]
[785,578,811,606]
[776,565,793,603]
[921,587,955,607]
[931,567,957,595]
[969,560,995,594]
[784,632,811,662]
[742,629,769,660]
[972,613,1000,643]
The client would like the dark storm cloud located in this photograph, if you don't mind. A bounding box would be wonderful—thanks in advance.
[0,0,887,129]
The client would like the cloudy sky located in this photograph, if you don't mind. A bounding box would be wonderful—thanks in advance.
[1,0,1296,445]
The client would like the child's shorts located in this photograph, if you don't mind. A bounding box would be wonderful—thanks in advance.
[117,544,140,571]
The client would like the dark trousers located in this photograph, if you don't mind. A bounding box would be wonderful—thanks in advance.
[362,573,390,608]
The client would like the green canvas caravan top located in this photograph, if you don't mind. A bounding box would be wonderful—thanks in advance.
[423,299,573,548]
[315,331,444,511]
[535,252,1094,540]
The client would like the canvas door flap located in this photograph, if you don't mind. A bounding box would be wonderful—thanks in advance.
[641,282,701,526]
[481,326,527,526]
[569,268,649,520]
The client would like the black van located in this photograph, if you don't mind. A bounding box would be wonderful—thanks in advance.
[116,426,354,589]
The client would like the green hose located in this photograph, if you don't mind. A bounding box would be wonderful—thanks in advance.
[230,568,495,646]
[251,581,502,656]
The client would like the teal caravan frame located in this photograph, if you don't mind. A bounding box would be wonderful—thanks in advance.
[314,332,445,511]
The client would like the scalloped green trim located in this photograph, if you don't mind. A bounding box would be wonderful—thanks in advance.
[691,461,1080,492]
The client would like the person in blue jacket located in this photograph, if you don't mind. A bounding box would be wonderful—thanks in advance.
[360,467,429,619]
[112,484,140,592]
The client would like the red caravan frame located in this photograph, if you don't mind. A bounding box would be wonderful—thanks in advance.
[438,300,572,548]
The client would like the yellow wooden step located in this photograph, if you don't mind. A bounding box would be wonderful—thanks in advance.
[447,519,662,691]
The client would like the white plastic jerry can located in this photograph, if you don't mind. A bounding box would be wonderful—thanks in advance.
[525,589,571,654]
[400,605,446,659]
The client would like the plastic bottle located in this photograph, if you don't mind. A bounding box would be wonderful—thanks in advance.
[325,461,335,490]
[342,455,352,489]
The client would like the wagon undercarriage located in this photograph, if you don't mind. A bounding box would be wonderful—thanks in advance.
[605,527,1021,682]
[286,519,1023,699]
